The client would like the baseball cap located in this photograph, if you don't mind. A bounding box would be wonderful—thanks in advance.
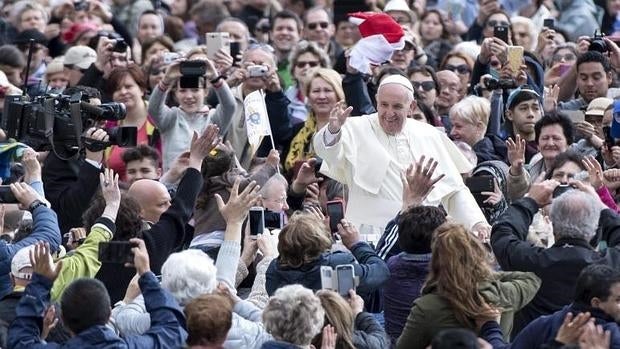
[586,97,613,117]
[64,45,97,70]
[11,245,34,280]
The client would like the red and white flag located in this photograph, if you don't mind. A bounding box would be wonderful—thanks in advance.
[348,12,405,74]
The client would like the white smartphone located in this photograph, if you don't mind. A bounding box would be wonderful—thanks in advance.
[206,32,230,60]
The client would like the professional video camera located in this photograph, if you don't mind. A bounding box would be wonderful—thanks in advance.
[483,77,518,90]
[2,92,137,158]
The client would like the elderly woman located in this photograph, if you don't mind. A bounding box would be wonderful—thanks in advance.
[110,180,274,349]
[265,213,389,297]
[511,16,538,52]
[285,40,331,127]
[439,51,474,95]
[261,285,326,349]
[449,95,506,163]
[104,64,162,181]
[312,290,389,349]
[284,68,343,174]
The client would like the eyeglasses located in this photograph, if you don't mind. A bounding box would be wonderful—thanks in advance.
[486,20,510,28]
[296,61,320,68]
[308,21,329,30]
[552,53,577,62]
[444,64,471,75]
[412,81,436,92]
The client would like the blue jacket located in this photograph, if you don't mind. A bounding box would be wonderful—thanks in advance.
[265,241,389,297]
[480,304,620,349]
[0,205,61,298]
[8,272,186,349]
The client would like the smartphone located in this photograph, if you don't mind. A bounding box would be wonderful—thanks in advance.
[506,46,524,74]
[320,266,334,290]
[326,200,344,233]
[206,32,230,60]
[465,176,494,193]
[248,207,265,238]
[336,264,355,298]
[543,18,555,30]
[494,25,509,44]
[98,241,137,264]
[0,186,17,204]
[230,42,241,62]
[264,209,283,230]
[313,158,323,175]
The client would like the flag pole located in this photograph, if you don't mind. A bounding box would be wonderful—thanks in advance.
[261,89,279,174]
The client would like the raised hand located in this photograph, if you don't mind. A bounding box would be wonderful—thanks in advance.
[127,238,150,276]
[347,289,364,316]
[400,156,445,211]
[256,232,279,258]
[582,156,604,190]
[320,325,337,349]
[202,57,219,81]
[336,219,360,249]
[527,179,561,206]
[603,168,620,190]
[506,135,526,176]
[543,85,560,114]
[265,149,280,169]
[21,148,41,183]
[189,124,221,169]
[292,158,323,193]
[215,178,260,225]
[327,101,353,134]
[41,305,58,340]
[100,168,120,205]
[30,242,62,282]
[579,321,611,349]
[555,312,591,345]
[161,60,183,87]
[10,182,44,211]
[213,49,234,76]
[481,178,503,206]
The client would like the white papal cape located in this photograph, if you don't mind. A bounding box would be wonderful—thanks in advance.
[313,113,487,239]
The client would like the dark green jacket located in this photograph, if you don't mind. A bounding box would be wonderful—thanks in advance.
[395,271,541,349]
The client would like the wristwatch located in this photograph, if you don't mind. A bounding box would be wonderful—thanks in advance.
[28,200,47,212]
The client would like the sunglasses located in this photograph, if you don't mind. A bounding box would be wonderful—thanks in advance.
[444,64,471,75]
[486,20,510,28]
[296,61,319,68]
[552,53,577,62]
[412,81,436,92]
[308,21,329,30]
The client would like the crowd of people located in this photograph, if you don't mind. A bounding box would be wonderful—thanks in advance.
[0,0,619,348]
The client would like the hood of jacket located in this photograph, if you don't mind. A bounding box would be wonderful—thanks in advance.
[524,54,545,95]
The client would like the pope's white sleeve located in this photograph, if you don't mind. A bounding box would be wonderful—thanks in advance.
[441,187,488,230]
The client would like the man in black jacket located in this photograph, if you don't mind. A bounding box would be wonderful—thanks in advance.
[491,179,620,337]
[96,125,219,303]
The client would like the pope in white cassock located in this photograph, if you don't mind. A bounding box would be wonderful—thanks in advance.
[313,74,490,241]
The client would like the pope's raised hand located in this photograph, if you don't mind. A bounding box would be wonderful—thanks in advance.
[328,101,353,134]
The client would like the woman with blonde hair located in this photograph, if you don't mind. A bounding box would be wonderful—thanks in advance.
[265,214,389,298]
[312,290,388,349]
[284,68,344,174]
[396,223,541,349]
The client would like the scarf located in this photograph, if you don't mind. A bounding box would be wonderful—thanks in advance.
[285,113,317,171]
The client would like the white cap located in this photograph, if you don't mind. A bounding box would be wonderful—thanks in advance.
[379,74,414,99]
[11,245,34,280]
[384,0,415,22]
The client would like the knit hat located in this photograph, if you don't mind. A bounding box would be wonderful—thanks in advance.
[64,45,97,70]
[348,12,405,74]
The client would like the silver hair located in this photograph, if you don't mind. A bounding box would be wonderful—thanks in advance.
[288,40,331,71]
[550,190,601,242]
[262,284,325,345]
[11,0,48,28]
[161,249,217,306]
[259,173,289,197]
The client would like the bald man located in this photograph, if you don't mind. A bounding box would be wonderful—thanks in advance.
[128,180,171,224]
[96,125,219,303]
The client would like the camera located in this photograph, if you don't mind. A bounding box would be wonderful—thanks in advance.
[179,60,207,89]
[589,31,609,53]
[112,39,128,53]
[247,65,268,78]
[483,77,518,90]
[2,92,136,157]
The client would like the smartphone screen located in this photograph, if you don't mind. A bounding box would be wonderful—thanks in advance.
[465,176,494,193]
[336,265,355,297]
[248,207,265,237]
[326,200,344,233]
[230,42,241,62]
[543,18,555,30]
[264,210,283,230]
[494,25,509,43]
[98,241,136,264]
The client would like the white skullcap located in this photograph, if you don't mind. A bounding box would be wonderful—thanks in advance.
[379,74,415,99]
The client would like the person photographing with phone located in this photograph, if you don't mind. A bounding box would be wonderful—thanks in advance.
[149,54,236,172]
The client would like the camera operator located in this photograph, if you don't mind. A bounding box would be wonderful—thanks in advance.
[78,33,130,102]
[41,86,110,235]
